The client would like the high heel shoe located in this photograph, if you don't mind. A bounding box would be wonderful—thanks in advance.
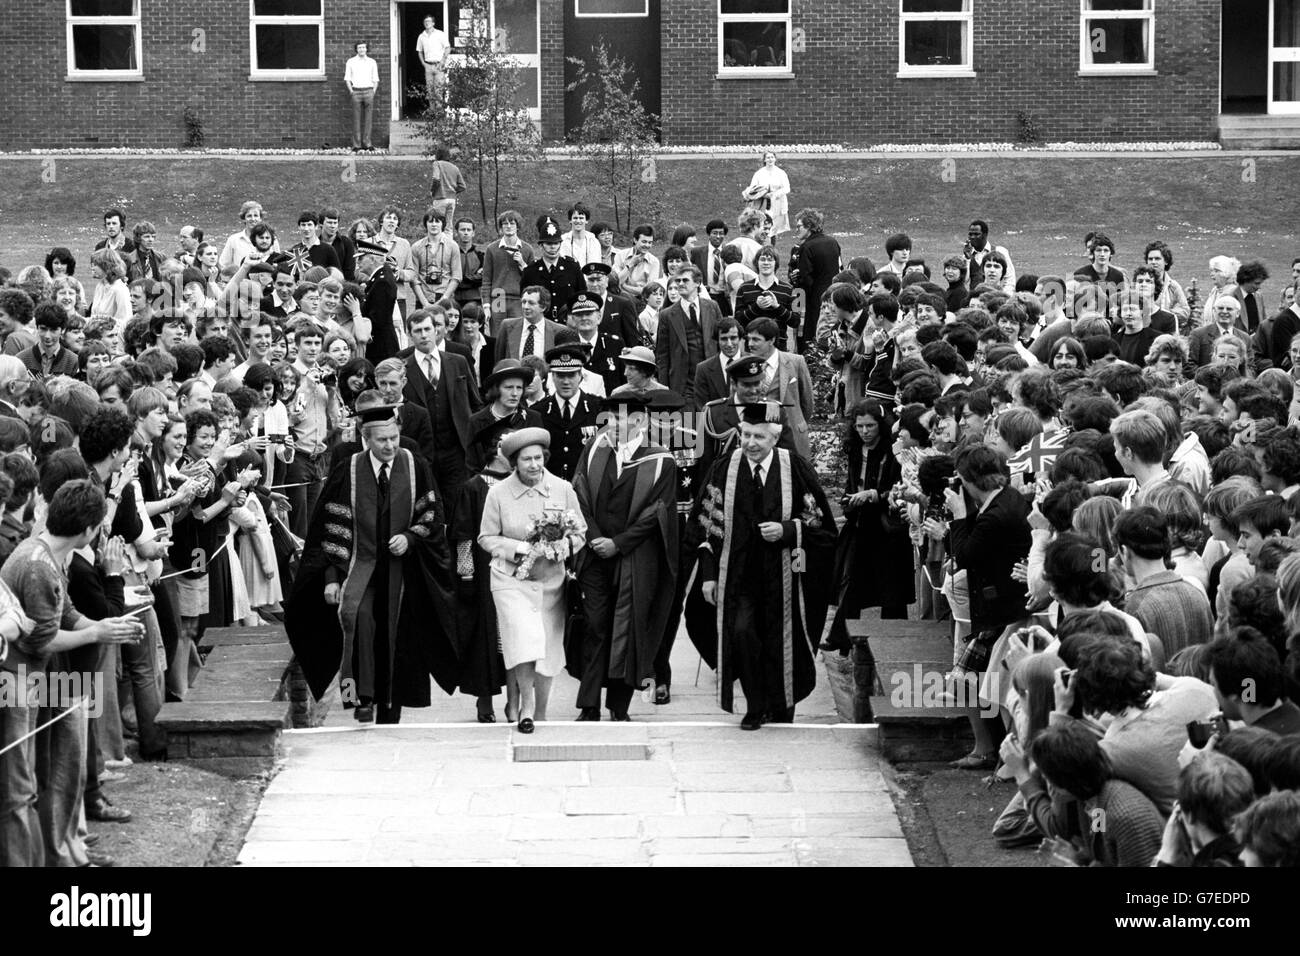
[517,717,535,734]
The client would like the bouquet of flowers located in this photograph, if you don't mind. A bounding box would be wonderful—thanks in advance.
[514,507,583,581]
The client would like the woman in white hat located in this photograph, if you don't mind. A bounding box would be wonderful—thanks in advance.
[478,427,587,732]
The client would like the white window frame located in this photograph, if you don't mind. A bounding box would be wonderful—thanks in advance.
[1079,0,1155,75]
[249,0,326,81]
[897,0,975,79]
[575,0,649,17]
[66,0,143,80]
[717,0,793,79]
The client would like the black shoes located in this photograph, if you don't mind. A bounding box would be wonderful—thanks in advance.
[653,685,671,705]
[517,717,535,734]
[477,711,496,723]
[576,707,600,721]
[354,705,375,724]
[609,711,631,722]
[740,712,764,731]
[86,795,132,823]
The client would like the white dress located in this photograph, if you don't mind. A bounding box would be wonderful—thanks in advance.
[745,165,792,235]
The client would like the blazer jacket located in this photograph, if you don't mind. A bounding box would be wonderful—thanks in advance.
[400,349,482,453]
[493,317,567,365]
[654,297,721,404]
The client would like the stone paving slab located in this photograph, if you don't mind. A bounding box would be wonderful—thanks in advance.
[238,722,909,867]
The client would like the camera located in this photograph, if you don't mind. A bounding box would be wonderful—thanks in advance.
[1186,714,1229,748]
[947,475,963,491]
[266,433,287,445]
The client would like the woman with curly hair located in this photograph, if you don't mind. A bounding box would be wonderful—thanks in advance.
[823,399,913,657]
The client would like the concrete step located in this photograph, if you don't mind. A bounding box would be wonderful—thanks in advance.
[1217,115,1300,149]
[512,723,651,762]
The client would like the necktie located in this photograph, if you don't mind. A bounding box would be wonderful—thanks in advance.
[425,354,438,386]
[524,323,537,358]
[562,400,572,426]
[712,249,722,286]
[688,303,698,328]
[378,462,389,499]
[751,464,765,515]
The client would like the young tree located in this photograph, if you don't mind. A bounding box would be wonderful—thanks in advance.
[565,42,663,236]
[416,0,542,225]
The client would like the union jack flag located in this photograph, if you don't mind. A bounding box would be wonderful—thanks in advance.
[1008,426,1068,476]
[286,244,312,278]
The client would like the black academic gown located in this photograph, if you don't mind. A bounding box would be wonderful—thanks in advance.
[571,436,679,706]
[285,447,459,709]
[448,468,508,698]
[686,448,837,714]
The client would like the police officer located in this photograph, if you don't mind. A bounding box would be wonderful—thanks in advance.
[521,216,583,323]
[584,261,639,344]
[535,343,601,482]
[698,355,797,476]
[567,291,625,397]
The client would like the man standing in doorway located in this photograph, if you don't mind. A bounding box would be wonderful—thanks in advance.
[417,15,450,108]
[345,41,380,152]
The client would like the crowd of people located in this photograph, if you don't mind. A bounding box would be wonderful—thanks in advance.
[1,175,1299,869]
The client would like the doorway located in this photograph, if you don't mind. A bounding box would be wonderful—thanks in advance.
[1222,0,1269,114]
[393,1,451,121]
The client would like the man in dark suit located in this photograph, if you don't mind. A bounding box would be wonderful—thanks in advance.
[567,292,625,395]
[690,219,731,316]
[401,308,482,500]
[1235,260,1270,334]
[520,216,583,322]
[395,303,473,366]
[583,262,639,344]
[374,356,437,467]
[654,266,720,407]
[534,344,602,482]
[495,286,566,364]
[789,208,841,350]
[691,317,744,409]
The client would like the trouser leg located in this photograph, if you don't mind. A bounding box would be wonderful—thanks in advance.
[36,688,89,868]
[732,591,765,716]
[118,611,166,756]
[576,561,615,710]
[0,683,42,867]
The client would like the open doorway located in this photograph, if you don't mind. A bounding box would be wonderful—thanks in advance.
[395,1,451,120]
[1222,0,1269,113]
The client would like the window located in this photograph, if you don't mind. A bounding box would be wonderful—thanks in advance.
[66,0,142,79]
[718,0,791,77]
[898,0,973,77]
[575,0,648,15]
[250,0,324,79]
[1080,0,1154,73]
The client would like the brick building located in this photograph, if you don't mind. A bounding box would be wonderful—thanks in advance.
[4,1,1298,151]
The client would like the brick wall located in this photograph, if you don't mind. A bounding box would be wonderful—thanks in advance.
[540,0,566,142]
[1,1,391,150]
[659,0,1222,145]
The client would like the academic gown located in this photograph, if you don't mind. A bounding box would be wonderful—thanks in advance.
[570,437,679,698]
[448,468,509,698]
[686,448,837,713]
[285,447,459,708]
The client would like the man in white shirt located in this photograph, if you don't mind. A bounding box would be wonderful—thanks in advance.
[614,226,661,299]
[344,42,380,151]
[416,16,450,106]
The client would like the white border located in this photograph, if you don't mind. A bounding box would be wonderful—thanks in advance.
[717,0,794,79]
[66,0,143,81]
[1078,0,1156,75]
[897,0,975,79]
[249,0,326,81]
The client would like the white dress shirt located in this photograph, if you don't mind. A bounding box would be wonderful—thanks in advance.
[416,347,441,385]
[416,29,450,64]
[518,319,546,360]
[345,55,380,90]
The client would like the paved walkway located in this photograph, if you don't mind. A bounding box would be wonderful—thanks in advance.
[239,635,912,866]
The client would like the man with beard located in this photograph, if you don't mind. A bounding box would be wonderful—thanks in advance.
[286,404,458,724]
[689,405,837,730]
[571,393,678,721]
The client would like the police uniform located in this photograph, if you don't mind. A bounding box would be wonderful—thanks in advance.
[584,261,640,344]
[521,216,583,323]
[535,345,602,482]
[569,292,626,395]
[698,356,797,476]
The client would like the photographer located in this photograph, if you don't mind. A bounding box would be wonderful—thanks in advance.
[411,208,462,310]
[924,443,1031,770]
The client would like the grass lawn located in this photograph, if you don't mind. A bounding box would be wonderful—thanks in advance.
[2,154,1298,301]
